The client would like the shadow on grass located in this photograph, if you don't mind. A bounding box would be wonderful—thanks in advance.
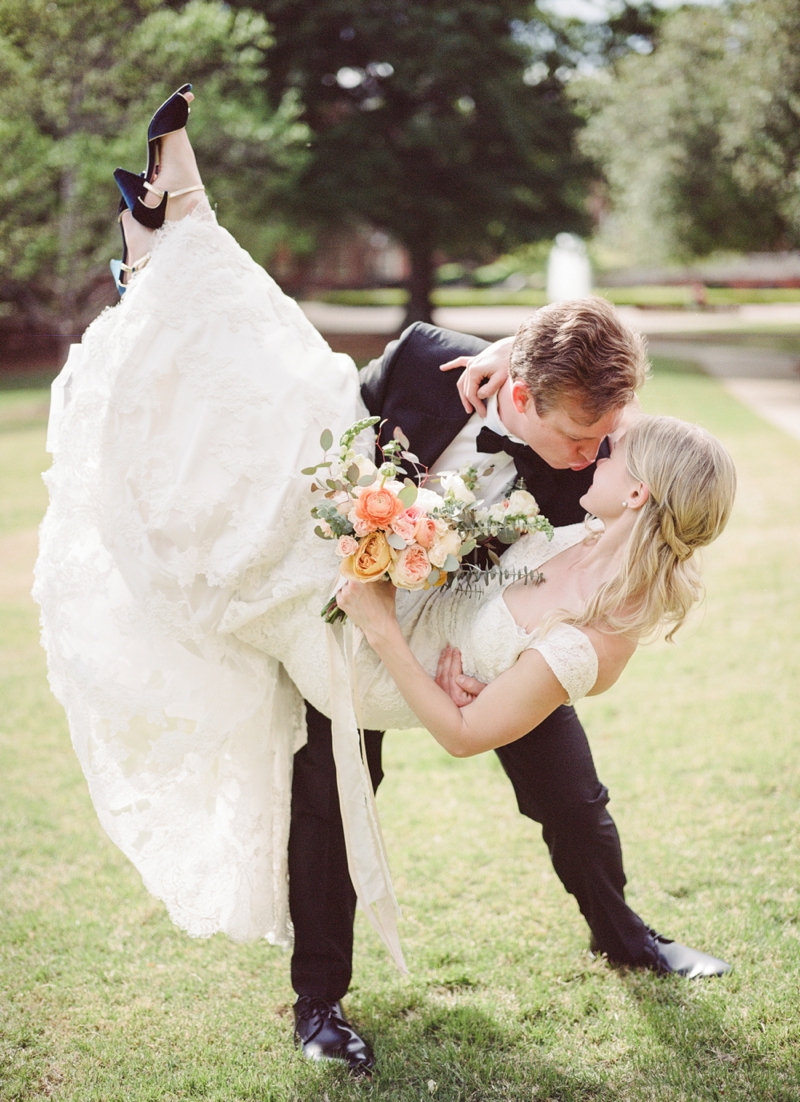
[620,971,800,1101]
[325,991,610,1102]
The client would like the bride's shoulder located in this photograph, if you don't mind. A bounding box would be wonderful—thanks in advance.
[580,623,637,696]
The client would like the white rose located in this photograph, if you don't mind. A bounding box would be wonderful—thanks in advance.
[438,471,476,505]
[505,490,539,518]
[415,486,444,512]
[428,528,462,568]
[351,453,378,481]
[489,500,511,524]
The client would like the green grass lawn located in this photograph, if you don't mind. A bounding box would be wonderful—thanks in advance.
[2,371,799,1101]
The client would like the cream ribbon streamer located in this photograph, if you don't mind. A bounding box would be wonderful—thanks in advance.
[325,616,407,973]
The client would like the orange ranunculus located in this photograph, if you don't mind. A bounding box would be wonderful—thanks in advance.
[340,530,393,582]
[354,485,404,530]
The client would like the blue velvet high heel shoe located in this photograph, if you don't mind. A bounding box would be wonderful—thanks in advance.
[114,167,205,231]
[145,83,193,183]
[114,83,204,230]
[110,196,151,296]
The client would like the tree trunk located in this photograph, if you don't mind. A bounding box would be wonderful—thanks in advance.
[403,238,434,328]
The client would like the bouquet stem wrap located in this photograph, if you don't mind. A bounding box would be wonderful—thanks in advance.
[325,606,407,973]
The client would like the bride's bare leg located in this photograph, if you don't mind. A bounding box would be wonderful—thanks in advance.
[142,90,206,220]
[117,90,206,282]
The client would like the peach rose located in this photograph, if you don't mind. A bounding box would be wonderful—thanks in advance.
[336,535,359,557]
[391,511,417,543]
[352,514,376,537]
[340,531,393,582]
[355,485,404,530]
[413,516,437,549]
[389,545,433,590]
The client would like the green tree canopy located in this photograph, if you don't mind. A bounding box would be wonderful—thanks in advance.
[577,0,800,263]
[235,0,595,324]
[0,0,308,341]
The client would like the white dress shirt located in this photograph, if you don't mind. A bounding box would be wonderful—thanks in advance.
[429,393,524,506]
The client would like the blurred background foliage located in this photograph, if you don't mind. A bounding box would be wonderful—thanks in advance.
[0,0,307,342]
[0,0,799,335]
[578,0,800,263]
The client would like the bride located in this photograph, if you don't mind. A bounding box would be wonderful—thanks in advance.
[34,87,736,966]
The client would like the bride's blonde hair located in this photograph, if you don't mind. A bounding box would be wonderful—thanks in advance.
[565,415,736,642]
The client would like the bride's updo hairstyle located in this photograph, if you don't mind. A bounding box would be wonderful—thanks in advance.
[573,415,736,641]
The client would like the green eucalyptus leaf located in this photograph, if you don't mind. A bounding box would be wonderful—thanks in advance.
[443,554,460,572]
[387,532,407,550]
[320,429,334,452]
[358,474,376,487]
[301,465,318,476]
[398,485,417,508]
[347,463,360,483]
[392,426,410,451]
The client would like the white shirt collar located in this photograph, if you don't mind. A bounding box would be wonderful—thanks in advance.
[482,392,526,445]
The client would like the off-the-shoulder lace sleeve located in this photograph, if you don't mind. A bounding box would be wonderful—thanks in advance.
[527,624,598,705]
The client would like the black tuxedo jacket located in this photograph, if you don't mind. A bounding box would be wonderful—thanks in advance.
[359,322,605,528]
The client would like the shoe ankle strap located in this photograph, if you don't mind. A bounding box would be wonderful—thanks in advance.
[143,181,205,200]
[119,252,152,275]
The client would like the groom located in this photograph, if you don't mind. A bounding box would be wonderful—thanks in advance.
[290,297,730,1073]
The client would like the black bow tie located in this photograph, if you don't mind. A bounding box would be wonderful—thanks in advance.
[475,426,534,463]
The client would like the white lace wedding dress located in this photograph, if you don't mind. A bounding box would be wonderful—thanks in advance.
[34,208,598,967]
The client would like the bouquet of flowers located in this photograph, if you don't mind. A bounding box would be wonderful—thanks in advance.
[304,417,553,622]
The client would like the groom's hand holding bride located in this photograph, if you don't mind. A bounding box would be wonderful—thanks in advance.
[436,645,486,707]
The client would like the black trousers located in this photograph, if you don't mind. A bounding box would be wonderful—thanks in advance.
[288,701,649,1000]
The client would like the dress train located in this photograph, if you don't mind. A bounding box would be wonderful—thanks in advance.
[34,207,378,948]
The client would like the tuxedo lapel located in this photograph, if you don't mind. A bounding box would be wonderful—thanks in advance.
[360,322,489,476]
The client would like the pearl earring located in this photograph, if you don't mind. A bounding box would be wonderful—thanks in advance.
[622,501,628,507]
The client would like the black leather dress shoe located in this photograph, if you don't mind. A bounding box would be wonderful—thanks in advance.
[643,930,732,977]
[293,996,375,1075]
[591,929,732,978]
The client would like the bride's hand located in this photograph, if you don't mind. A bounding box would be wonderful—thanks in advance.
[439,335,514,417]
[435,645,487,707]
[336,579,397,640]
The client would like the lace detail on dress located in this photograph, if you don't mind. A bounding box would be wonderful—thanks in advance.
[528,623,598,705]
[34,209,365,945]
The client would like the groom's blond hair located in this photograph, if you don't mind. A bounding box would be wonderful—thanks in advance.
[509,297,648,422]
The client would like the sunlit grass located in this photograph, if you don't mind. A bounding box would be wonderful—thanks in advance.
[1,371,799,1100]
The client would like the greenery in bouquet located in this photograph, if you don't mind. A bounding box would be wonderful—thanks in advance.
[304,419,553,623]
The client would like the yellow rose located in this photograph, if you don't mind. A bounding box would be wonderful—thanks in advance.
[340,530,393,582]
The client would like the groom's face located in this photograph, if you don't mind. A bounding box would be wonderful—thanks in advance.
[510,382,623,470]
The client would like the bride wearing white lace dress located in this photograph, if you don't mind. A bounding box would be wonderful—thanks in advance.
[33,88,736,966]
